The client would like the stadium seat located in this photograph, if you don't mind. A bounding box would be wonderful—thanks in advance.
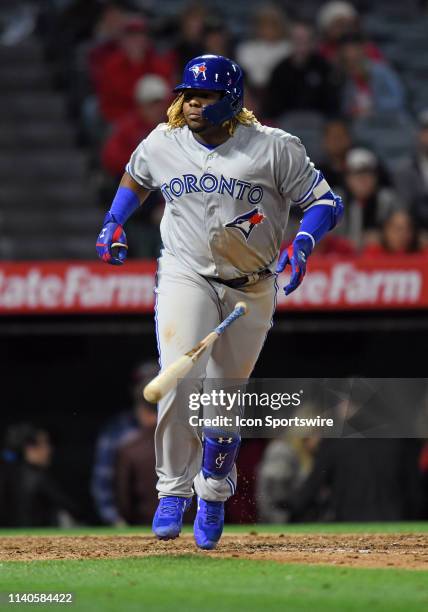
[0,66,52,91]
[0,122,76,149]
[0,93,65,120]
[0,181,98,210]
[1,235,97,260]
[0,152,89,181]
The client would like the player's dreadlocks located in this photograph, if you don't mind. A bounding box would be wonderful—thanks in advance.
[167,94,259,136]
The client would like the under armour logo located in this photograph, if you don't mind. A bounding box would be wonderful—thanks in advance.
[99,228,107,238]
[218,437,233,444]
[215,452,228,468]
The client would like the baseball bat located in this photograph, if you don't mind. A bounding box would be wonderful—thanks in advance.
[143,301,248,403]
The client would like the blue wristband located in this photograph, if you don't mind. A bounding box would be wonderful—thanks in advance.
[296,203,336,251]
[107,186,140,226]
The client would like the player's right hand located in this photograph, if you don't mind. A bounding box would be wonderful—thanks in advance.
[96,212,128,265]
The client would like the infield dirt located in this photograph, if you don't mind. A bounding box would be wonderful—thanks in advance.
[1,533,427,570]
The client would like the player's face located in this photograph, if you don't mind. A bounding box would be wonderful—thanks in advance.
[182,89,222,133]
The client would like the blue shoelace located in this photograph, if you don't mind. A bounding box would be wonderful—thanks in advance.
[159,498,183,517]
[203,505,222,526]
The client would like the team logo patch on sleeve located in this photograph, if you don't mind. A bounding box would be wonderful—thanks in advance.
[189,62,207,80]
[224,208,265,240]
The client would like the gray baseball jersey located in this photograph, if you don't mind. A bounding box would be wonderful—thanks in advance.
[126,122,319,278]
[126,122,326,501]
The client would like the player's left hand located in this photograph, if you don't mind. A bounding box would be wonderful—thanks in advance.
[96,213,128,265]
[276,236,312,295]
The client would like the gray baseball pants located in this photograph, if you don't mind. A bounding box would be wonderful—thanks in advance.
[154,250,276,501]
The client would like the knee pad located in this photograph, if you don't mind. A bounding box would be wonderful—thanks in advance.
[202,429,241,480]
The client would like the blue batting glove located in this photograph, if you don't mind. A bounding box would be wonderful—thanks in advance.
[276,236,312,296]
[96,212,128,265]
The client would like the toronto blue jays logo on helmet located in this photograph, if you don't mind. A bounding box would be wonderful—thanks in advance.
[225,208,266,240]
[189,62,207,80]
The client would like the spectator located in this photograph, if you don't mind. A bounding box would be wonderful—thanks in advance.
[115,400,158,525]
[393,109,428,228]
[96,16,174,123]
[280,216,355,256]
[338,33,405,119]
[314,234,355,256]
[289,439,424,521]
[0,424,79,527]
[264,21,340,119]
[102,74,170,178]
[343,148,404,248]
[173,3,207,69]
[363,210,424,256]
[91,361,159,525]
[236,4,290,90]
[317,1,384,64]
[318,119,352,191]
[203,14,234,59]
[66,3,129,128]
[37,0,101,62]
[86,2,128,93]
[257,435,321,523]
[53,0,111,49]
[242,88,266,125]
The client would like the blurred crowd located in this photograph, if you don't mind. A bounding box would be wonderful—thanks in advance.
[1,361,428,527]
[1,2,428,526]
[0,423,81,526]
[3,0,428,257]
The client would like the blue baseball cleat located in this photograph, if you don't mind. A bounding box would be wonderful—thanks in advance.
[194,497,224,550]
[152,496,192,540]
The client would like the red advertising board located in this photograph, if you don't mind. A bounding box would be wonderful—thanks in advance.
[276,255,428,311]
[0,256,427,314]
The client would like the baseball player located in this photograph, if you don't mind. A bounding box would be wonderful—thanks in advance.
[96,54,343,549]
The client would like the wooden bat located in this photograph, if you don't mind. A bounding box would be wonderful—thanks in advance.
[143,301,248,403]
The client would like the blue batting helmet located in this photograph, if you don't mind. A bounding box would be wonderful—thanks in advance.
[174,54,244,125]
